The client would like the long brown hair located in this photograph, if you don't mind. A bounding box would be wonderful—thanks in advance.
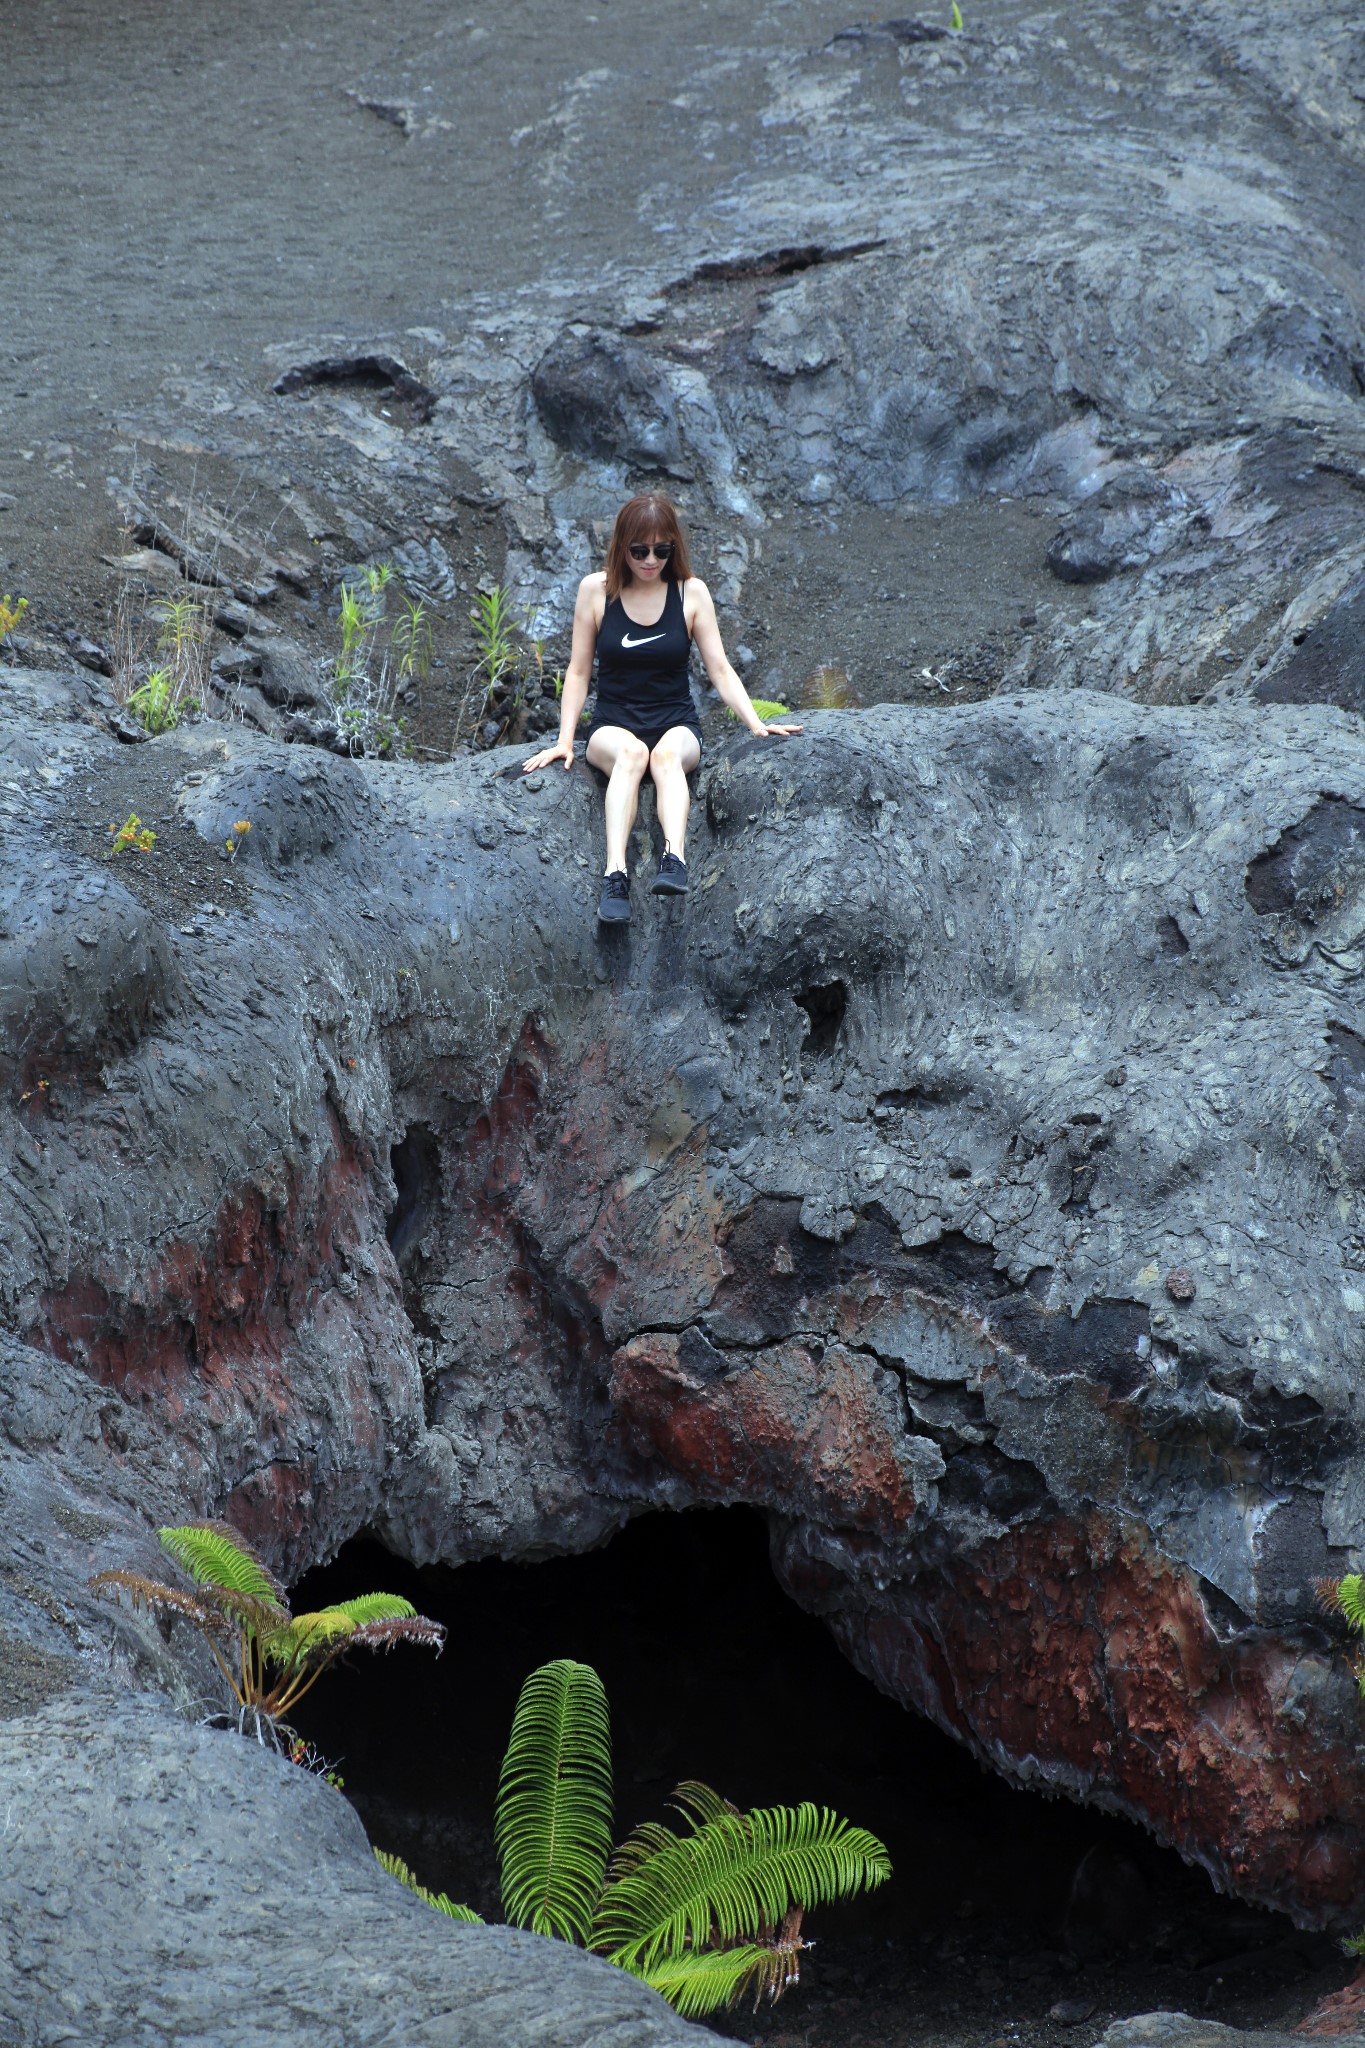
[604,493,694,602]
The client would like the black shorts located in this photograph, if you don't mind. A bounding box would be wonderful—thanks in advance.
[586,716,703,764]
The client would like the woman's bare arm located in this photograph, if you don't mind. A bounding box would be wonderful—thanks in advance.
[523,575,603,771]
[688,579,803,737]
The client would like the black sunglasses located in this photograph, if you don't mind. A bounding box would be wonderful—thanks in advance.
[627,541,675,561]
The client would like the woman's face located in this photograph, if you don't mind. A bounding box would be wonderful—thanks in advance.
[626,536,671,584]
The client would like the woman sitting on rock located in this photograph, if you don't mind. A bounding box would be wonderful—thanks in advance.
[522,492,801,924]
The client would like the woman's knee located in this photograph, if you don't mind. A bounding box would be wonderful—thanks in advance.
[650,738,696,777]
[617,735,650,774]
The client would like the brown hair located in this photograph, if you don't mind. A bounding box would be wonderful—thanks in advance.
[603,493,694,602]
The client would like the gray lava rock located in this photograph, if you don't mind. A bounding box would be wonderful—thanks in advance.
[1095,2020,1365,2048]
[1046,471,1197,584]
[0,1691,701,2048]
[531,326,686,474]
[1257,572,1365,717]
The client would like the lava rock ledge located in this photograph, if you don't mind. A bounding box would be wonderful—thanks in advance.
[10,668,1365,2040]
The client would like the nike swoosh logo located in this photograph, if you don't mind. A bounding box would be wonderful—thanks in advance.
[621,632,666,648]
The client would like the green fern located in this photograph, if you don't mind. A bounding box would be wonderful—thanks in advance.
[158,1523,284,1607]
[636,1941,797,2018]
[374,1849,484,1924]
[264,1593,420,1669]
[593,1789,890,1974]
[1321,1573,1365,1638]
[496,1659,614,1943]
[726,698,789,723]
[389,1662,889,2021]
[92,1527,444,1739]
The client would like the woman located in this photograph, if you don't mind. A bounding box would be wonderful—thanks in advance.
[522,493,802,924]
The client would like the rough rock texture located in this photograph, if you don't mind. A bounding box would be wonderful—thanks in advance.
[1098,2019,1365,2048]
[11,665,1365,1953]
[0,1691,701,2048]
[50,0,1363,732]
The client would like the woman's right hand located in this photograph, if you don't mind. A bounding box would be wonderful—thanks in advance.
[522,738,575,773]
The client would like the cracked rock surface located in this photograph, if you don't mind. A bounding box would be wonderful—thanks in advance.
[10,668,1365,1961]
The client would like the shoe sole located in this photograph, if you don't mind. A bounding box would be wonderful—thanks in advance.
[651,876,688,897]
[598,904,632,923]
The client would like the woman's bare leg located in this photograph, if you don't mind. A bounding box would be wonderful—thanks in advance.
[586,726,651,873]
[648,727,702,859]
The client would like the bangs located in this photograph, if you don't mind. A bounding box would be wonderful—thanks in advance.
[615,495,683,549]
[605,493,694,599]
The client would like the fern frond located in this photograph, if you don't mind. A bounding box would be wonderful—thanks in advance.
[319,1593,418,1628]
[264,1601,440,1669]
[1319,1574,1365,1635]
[496,1659,613,1944]
[669,1781,742,1830]
[726,699,790,724]
[607,1819,685,1886]
[202,1586,292,1638]
[633,1941,798,2019]
[430,1893,484,1923]
[1343,1926,1365,1958]
[264,1608,355,1666]
[158,1523,284,1604]
[89,1569,226,1634]
[593,1800,890,1972]
[373,1849,483,1924]
[347,1615,446,1654]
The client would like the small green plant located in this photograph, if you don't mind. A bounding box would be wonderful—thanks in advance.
[950,0,963,26]
[800,662,860,711]
[455,585,557,750]
[393,589,434,690]
[155,591,207,663]
[726,698,791,724]
[107,812,156,856]
[0,593,28,643]
[383,1658,890,2018]
[374,1850,485,1923]
[126,668,182,735]
[284,1729,345,1789]
[470,584,519,701]
[224,818,252,860]
[330,563,412,757]
[91,1522,445,1746]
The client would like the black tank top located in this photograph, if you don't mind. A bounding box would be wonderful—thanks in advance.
[593,576,696,733]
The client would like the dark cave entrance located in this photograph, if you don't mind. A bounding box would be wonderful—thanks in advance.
[290,1509,1344,2045]
[386,1122,441,1264]
[796,980,847,1062]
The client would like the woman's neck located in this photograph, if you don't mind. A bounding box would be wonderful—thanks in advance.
[618,574,670,618]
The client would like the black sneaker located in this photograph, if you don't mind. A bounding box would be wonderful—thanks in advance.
[651,851,688,896]
[598,870,631,923]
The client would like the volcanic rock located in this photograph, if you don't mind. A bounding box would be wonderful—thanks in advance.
[10,664,1365,1952]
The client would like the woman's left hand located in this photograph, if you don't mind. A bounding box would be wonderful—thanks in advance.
[750,721,804,738]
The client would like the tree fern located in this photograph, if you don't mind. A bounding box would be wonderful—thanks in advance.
[496,1659,614,1944]
[593,1789,890,1974]
[92,1529,444,1740]
[374,1849,484,1924]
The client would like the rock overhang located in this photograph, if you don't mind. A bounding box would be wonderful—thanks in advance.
[7,670,1365,1923]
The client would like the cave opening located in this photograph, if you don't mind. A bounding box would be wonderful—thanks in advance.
[386,1121,441,1264]
[290,1508,1345,2045]
[796,979,847,1061]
